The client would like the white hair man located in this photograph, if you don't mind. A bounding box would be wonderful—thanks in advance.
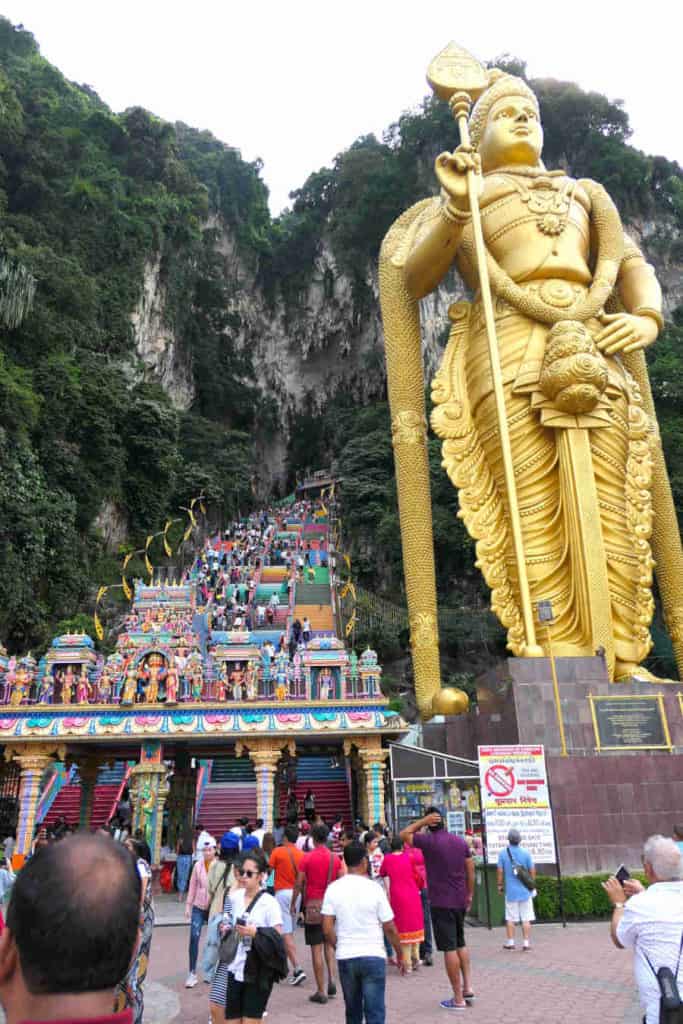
[603,835,683,1024]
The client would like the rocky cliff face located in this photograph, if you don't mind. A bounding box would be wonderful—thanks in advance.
[130,255,195,411]
[134,209,681,491]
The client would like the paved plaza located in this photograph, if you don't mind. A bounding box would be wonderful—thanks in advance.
[143,910,642,1024]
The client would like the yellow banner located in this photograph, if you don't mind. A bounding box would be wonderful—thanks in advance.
[95,585,108,605]
[122,552,134,571]
[163,519,173,557]
[345,614,357,637]
[122,576,132,601]
[343,554,351,571]
[93,610,104,641]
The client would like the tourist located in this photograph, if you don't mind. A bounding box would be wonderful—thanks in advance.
[252,818,266,845]
[292,822,342,1003]
[302,617,312,645]
[206,845,238,1024]
[405,840,432,966]
[273,817,285,846]
[270,824,307,985]
[224,849,287,1022]
[401,808,475,1010]
[674,824,683,856]
[0,834,140,1024]
[176,824,194,902]
[380,836,424,972]
[603,835,683,1024]
[116,838,154,1024]
[497,828,536,950]
[0,855,14,905]
[185,834,216,988]
[304,788,316,822]
[322,843,405,1024]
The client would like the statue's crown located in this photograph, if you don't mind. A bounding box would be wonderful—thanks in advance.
[469,69,539,148]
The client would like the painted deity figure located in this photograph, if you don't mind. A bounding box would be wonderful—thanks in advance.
[175,649,189,700]
[37,674,53,704]
[121,662,138,705]
[274,662,288,701]
[381,54,674,701]
[142,653,166,703]
[318,669,334,701]
[76,667,92,705]
[60,665,76,705]
[214,668,227,702]
[165,662,179,704]
[9,665,31,706]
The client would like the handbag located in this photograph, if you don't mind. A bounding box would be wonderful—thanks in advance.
[219,891,263,965]
[304,851,335,926]
[506,847,535,892]
[643,932,683,1024]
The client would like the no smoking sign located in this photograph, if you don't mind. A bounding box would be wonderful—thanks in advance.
[484,763,515,797]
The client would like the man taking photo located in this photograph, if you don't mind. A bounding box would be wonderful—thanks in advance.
[401,807,474,1011]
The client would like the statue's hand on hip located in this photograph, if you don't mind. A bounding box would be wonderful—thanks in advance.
[435,144,481,212]
[595,312,658,355]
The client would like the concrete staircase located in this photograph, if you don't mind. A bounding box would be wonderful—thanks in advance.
[197,757,258,837]
[44,762,127,829]
[279,755,352,826]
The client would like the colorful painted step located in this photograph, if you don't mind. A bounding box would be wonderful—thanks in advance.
[293,605,335,631]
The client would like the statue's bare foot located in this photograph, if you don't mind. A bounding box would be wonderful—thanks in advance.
[614,661,676,684]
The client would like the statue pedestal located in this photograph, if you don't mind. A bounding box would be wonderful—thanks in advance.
[438,656,683,874]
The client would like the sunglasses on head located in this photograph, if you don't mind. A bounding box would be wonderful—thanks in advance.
[236,868,259,878]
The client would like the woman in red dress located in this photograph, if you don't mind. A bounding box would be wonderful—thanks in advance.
[380,836,425,972]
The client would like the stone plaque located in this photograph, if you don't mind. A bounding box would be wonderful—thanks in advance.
[589,695,671,751]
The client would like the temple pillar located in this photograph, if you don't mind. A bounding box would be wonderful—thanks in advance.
[355,738,389,827]
[6,744,64,859]
[78,757,101,831]
[129,741,169,868]
[237,739,294,832]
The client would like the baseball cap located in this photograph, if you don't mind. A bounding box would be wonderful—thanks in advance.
[507,828,522,844]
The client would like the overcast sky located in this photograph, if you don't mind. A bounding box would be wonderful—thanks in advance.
[2,1,681,214]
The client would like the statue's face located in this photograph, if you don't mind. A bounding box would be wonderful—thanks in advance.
[479,94,543,171]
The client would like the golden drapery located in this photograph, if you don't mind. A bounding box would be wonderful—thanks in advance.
[431,288,655,677]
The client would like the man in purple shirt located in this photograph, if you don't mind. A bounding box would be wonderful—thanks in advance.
[401,807,474,1011]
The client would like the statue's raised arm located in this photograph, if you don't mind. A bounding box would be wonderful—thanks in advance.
[380,44,682,719]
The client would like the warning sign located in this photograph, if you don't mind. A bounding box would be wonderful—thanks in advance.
[478,745,556,863]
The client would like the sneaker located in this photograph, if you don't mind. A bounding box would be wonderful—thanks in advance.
[440,998,467,1011]
[289,968,306,986]
[309,993,328,1004]
[327,982,337,998]
[423,954,433,966]
[185,973,198,988]
[523,942,531,951]
[503,941,515,950]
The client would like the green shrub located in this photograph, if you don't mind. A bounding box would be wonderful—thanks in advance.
[533,872,648,921]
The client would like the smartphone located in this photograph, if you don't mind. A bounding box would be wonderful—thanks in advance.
[236,915,247,927]
[615,864,630,884]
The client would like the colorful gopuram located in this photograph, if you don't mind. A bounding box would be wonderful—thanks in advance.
[0,501,406,865]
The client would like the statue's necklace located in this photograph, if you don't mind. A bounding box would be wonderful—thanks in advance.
[487,167,577,255]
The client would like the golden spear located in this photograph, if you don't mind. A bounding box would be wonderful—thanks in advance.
[427,43,543,657]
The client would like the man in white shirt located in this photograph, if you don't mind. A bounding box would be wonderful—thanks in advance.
[251,819,266,846]
[322,843,404,1024]
[603,834,683,1024]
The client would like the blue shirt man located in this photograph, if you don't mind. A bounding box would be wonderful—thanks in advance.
[496,828,536,950]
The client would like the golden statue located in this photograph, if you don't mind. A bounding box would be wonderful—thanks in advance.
[380,45,683,719]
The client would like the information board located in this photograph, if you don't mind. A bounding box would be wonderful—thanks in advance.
[478,744,556,863]
[447,810,466,835]
[589,695,671,751]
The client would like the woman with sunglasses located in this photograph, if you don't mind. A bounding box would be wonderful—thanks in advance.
[225,850,284,1024]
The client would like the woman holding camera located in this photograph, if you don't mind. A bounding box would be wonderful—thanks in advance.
[225,849,286,1023]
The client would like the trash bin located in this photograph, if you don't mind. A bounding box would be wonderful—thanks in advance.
[473,862,505,927]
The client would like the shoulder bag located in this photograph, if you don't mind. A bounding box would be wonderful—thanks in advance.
[304,851,334,926]
[219,891,263,965]
[643,931,683,1023]
[506,847,535,892]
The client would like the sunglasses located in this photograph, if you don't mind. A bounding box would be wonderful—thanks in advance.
[236,868,260,878]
